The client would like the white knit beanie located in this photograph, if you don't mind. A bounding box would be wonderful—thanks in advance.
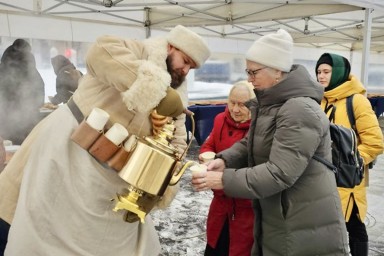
[246,29,293,72]
[167,25,210,68]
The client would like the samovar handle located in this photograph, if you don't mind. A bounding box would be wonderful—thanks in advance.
[169,160,195,185]
[179,111,195,160]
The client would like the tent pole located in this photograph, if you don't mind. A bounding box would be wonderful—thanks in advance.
[361,8,373,88]
[145,7,151,38]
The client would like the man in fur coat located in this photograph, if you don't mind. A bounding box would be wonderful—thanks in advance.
[0,25,210,256]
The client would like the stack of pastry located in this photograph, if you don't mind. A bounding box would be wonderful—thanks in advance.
[151,110,172,136]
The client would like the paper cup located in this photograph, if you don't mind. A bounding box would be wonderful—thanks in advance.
[190,164,207,176]
[86,108,110,131]
[3,140,12,147]
[105,123,129,146]
[201,151,215,163]
[123,135,137,152]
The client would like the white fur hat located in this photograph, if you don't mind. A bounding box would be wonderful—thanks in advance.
[246,29,293,72]
[167,25,210,68]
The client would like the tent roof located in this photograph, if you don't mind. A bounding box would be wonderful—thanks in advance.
[1,0,384,52]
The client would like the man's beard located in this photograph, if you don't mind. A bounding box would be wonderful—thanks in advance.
[166,56,186,89]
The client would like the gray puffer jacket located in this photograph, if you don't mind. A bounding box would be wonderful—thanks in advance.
[217,65,349,256]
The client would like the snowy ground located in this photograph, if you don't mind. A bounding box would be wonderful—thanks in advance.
[151,139,211,256]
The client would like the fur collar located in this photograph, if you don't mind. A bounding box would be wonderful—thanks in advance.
[121,37,172,113]
[143,37,168,71]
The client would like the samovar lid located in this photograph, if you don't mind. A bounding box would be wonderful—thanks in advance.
[144,137,178,156]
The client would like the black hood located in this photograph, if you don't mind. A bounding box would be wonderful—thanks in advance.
[51,55,75,75]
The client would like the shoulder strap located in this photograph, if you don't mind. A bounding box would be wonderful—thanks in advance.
[325,104,336,123]
[67,98,84,124]
[346,94,356,131]
[313,155,337,174]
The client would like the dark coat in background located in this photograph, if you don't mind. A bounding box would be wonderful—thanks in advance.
[49,55,82,105]
[0,39,45,145]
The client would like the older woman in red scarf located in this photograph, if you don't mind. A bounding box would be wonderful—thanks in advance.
[199,81,255,256]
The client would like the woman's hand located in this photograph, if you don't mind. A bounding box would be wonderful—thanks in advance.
[191,158,226,191]
[197,154,205,164]
[192,171,224,191]
[207,158,225,172]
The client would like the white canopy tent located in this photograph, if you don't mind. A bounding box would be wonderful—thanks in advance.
[0,0,383,84]
[1,1,383,49]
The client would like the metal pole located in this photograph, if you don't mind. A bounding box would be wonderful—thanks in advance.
[361,8,373,87]
[144,7,151,38]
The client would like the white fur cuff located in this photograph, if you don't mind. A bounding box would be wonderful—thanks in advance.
[122,61,171,113]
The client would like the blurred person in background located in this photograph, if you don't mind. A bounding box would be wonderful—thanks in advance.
[199,80,255,256]
[316,53,384,256]
[0,136,5,254]
[48,54,83,105]
[0,39,45,145]
[192,29,350,255]
[0,136,5,173]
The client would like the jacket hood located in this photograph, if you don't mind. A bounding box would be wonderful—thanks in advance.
[323,74,366,103]
[315,53,351,91]
[1,40,36,71]
[256,64,324,106]
[51,55,75,75]
[1,39,31,63]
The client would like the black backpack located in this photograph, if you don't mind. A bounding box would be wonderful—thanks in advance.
[313,95,364,188]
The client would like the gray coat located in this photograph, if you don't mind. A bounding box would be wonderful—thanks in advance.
[217,65,349,256]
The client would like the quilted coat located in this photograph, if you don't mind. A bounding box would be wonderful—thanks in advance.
[217,65,349,256]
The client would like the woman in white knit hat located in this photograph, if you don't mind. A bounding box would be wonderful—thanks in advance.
[192,29,350,255]
[0,25,210,256]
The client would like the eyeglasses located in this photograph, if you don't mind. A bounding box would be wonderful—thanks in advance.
[245,67,267,78]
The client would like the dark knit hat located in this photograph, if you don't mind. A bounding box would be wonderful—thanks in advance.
[315,53,351,91]
[315,53,333,71]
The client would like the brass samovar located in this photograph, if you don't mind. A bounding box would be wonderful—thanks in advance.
[113,114,195,223]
